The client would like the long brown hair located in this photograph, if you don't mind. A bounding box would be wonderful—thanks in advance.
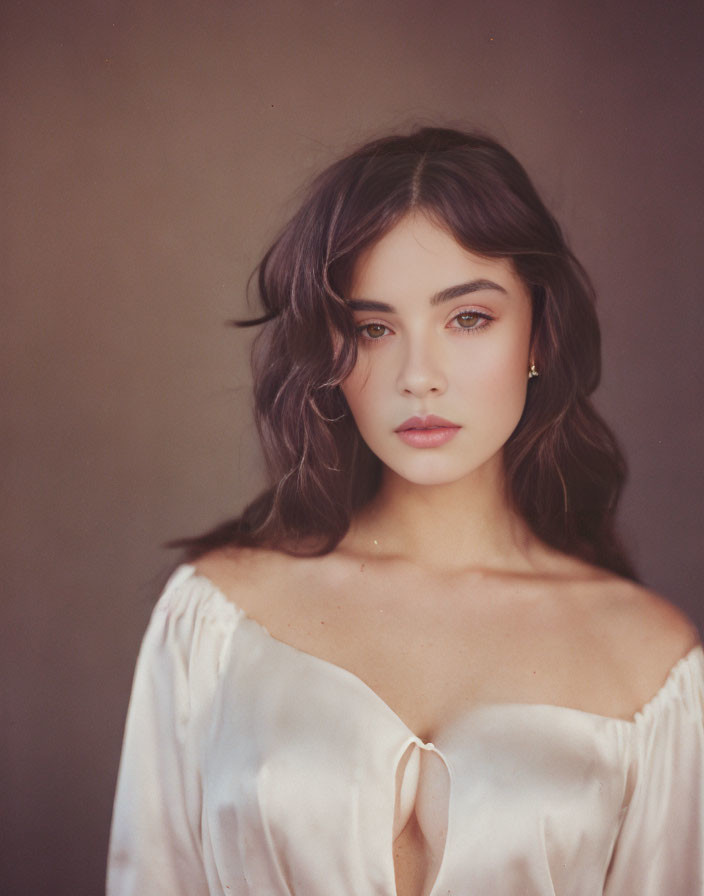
[171,127,639,580]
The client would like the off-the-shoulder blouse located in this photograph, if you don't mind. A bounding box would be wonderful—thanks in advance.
[107,564,704,895]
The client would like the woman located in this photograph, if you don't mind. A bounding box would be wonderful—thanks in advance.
[107,127,704,895]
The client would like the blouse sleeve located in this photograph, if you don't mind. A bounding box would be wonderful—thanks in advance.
[106,566,235,896]
[604,645,704,895]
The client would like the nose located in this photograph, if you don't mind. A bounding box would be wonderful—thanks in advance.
[396,333,448,398]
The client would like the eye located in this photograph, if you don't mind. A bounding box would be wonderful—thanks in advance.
[356,322,391,340]
[449,310,493,333]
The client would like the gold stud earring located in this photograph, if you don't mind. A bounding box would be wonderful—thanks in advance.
[528,361,539,379]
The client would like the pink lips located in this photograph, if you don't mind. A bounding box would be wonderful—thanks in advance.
[395,415,461,448]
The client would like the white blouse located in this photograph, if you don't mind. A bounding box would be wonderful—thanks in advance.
[107,564,704,895]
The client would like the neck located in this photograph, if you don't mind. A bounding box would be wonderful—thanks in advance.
[345,456,544,574]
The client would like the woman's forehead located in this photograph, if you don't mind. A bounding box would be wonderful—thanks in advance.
[348,212,522,301]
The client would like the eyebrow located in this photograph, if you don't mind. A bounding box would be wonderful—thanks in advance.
[346,279,508,313]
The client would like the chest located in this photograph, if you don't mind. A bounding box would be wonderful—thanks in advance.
[253,573,634,741]
[200,617,631,896]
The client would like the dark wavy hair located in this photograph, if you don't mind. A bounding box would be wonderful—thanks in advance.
[172,126,639,581]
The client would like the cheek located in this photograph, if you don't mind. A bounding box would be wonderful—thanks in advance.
[453,335,529,415]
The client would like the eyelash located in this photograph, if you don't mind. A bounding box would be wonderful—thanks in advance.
[355,310,494,342]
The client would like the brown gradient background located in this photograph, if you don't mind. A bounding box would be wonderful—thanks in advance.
[3,1,703,893]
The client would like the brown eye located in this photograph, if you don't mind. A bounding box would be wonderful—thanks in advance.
[359,323,388,339]
[455,312,481,329]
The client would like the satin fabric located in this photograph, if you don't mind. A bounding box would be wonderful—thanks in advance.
[107,564,704,895]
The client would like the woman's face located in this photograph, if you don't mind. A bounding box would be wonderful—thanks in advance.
[340,212,534,488]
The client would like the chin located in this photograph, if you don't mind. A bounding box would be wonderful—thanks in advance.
[383,458,494,488]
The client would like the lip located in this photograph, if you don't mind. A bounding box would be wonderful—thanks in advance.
[395,415,460,432]
[394,415,461,449]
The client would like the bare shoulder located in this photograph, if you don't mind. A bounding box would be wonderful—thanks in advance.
[191,545,316,621]
[191,543,363,652]
[194,545,282,590]
[592,575,701,701]
[606,578,699,653]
